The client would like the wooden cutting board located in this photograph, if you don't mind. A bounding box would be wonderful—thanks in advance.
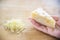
[0,0,59,40]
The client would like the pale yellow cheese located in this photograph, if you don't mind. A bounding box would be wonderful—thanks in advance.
[32,8,56,28]
[4,19,25,33]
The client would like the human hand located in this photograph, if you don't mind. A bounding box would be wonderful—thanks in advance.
[29,16,60,39]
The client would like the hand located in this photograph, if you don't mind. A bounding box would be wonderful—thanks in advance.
[29,16,60,39]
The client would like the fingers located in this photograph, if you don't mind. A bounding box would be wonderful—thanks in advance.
[56,19,60,26]
[52,16,60,27]
[29,18,48,33]
[29,18,42,27]
[46,27,53,34]
[52,16,59,21]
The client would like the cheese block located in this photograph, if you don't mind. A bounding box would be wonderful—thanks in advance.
[32,8,56,28]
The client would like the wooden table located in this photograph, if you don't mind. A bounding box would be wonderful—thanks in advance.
[0,0,59,40]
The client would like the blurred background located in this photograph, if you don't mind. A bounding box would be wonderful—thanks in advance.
[0,0,60,40]
[0,0,60,21]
